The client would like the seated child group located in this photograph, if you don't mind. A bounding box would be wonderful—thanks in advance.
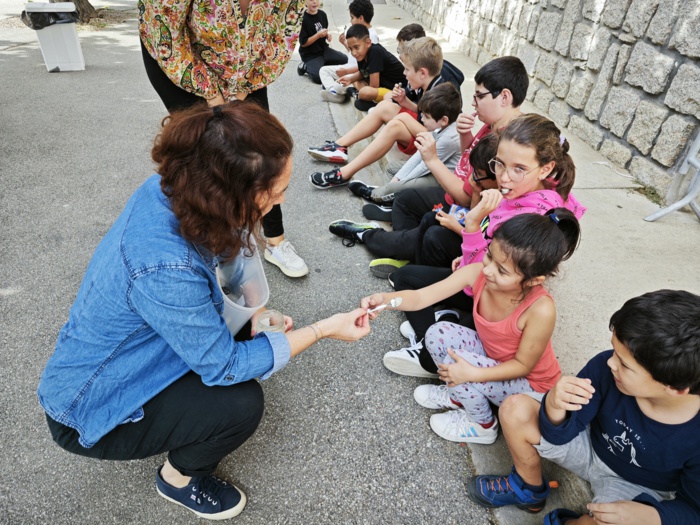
[297,2,700,523]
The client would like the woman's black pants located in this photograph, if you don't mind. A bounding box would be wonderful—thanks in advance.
[140,41,284,238]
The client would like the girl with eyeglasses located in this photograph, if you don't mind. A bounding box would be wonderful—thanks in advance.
[384,113,587,378]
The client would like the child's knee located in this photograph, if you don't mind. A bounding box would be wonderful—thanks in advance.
[500,394,540,429]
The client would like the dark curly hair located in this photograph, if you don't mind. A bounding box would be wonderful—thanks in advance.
[152,101,293,260]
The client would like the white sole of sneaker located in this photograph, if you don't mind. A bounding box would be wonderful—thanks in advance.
[157,485,247,520]
[382,354,439,378]
[309,176,349,190]
[263,250,309,278]
[429,416,499,445]
[307,150,348,163]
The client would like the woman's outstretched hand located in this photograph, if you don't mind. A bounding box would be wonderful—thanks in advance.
[320,308,370,341]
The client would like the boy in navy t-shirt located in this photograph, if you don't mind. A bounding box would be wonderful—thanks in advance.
[298,0,347,84]
[469,289,700,524]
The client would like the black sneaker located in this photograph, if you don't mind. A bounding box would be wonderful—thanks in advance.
[346,86,359,99]
[297,62,306,76]
[354,98,376,112]
[348,180,377,201]
[328,219,379,247]
[155,467,247,520]
[307,141,349,163]
[310,167,348,189]
[362,203,393,222]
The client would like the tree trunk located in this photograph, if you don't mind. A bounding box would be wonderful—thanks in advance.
[51,0,97,23]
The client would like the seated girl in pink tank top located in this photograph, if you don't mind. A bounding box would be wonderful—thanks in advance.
[361,209,581,445]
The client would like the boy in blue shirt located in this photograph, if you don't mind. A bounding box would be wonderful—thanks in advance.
[469,289,700,525]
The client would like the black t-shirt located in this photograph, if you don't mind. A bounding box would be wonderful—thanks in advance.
[357,43,406,89]
[299,10,329,60]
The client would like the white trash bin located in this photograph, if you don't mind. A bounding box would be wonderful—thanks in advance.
[24,2,85,72]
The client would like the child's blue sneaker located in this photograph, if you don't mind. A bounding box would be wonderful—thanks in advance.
[467,466,549,513]
[544,508,582,524]
[155,466,247,520]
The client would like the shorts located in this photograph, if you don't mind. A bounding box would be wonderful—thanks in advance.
[534,427,674,504]
[396,108,419,155]
[374,87,391,103]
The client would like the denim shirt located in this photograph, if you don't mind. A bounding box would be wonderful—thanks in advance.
[38,175,291,448]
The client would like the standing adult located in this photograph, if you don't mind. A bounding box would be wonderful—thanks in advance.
[38,103,370,520]
[138,0,309,277]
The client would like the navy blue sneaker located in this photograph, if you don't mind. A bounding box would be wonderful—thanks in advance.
[467,466,549,513]
[348,180,377,201]
[155,467,247,520]
[544,508,582,524]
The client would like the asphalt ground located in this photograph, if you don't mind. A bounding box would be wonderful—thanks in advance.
[2,1,700,524]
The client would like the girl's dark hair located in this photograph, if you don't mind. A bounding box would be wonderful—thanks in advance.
[610,290,700,394]
[493,208,581,297]
[499,114,576,199]
[469,132,498,178]
[152,101,293,260]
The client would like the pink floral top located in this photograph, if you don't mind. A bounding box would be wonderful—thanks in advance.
[138,0,305,100]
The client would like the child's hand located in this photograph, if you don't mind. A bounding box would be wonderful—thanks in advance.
[338,75,353,86]
[327,32,332,42]
[339,33,347,47]
[463,189,502,231]
[438,348,481,386]
[360,293,386,320]
[456,112,477,136]
[435,210,463,234]
[587,501,661,525]
[414,131,437,163]
[390,176,399,182]
[451,256,463,272]
[391,83,406,104]
[549,376,595,412]
[317,28,329,37]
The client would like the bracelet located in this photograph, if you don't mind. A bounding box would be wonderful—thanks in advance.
[308,323,322,342]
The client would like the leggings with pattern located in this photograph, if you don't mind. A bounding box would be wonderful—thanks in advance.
[425,322,543,424]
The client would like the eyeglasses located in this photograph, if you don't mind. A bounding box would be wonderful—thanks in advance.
[473,89,501,103]
[472,169,496,183]
[488,158,540,182]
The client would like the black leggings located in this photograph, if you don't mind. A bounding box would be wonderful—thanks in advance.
[47,322,264,478]
[392,264,475,374]
[140,41,284,238]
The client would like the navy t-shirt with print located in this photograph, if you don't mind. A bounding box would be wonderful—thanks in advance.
[299,10,329,60]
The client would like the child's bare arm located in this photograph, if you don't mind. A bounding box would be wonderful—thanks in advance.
[368,72,381,89]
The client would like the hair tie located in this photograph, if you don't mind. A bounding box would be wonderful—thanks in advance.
[559,134,566,146]
[550,212,560,224]
[212,105,223,118]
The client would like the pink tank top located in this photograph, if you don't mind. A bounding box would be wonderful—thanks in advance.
[473,272,561,392]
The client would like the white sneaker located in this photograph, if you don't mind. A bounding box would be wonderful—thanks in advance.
[399,309,461,340]
[264,240,309,278]
[382,337,438,378]
[413,384,461,410]
[429,409,499,444]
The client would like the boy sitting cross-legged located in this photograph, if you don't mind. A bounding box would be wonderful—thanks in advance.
[325,24,405,113]
[469,289,700,525]
[309,37,446,189]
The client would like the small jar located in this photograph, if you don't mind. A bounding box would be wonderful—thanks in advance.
[255,310,285,333]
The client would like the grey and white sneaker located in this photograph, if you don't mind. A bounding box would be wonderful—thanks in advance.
[320,90,346,103]
[414,384,462,410]
[382,337,438,378]
[264,240,309,278]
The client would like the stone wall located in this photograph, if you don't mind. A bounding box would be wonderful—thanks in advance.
[393,0,700,202]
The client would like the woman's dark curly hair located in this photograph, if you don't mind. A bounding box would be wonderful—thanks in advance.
[152,101,293,260]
